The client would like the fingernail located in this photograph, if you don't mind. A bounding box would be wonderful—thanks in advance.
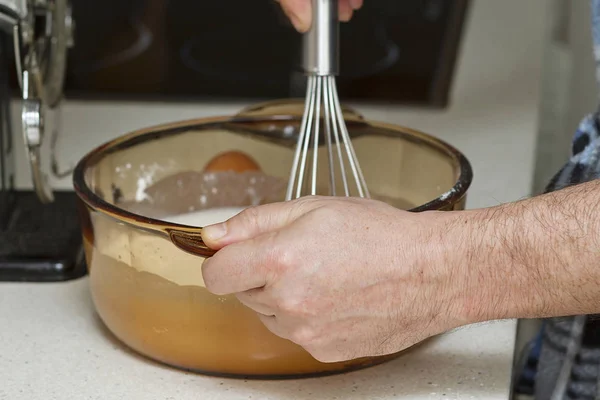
[203,222,227,241]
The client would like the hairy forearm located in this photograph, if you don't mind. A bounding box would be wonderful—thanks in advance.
[451,179,600,323]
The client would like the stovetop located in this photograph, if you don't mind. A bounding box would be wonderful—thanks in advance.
[8,0,470,107]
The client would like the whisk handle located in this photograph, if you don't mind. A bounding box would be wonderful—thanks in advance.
[302,0,339,76]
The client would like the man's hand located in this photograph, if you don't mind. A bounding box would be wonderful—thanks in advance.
[199,176,600,363]
[201,196,470,363]
[276,0,364,32]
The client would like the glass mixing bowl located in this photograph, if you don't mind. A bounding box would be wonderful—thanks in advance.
[73,100,473,379]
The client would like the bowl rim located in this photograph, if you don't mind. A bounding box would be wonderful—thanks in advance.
[73,112,473,238]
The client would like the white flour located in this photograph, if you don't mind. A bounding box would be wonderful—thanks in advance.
[93,207,246,287]
[163,207,246,227]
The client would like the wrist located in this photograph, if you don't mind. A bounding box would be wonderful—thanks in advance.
[425,181,600,327]
[433,205,527,325]
[441,199,573,324]
[412,208,495,329]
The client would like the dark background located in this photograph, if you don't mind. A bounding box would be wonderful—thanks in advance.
[48,0,469,106]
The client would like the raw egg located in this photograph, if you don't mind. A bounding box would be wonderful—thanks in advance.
[203,151,261,173]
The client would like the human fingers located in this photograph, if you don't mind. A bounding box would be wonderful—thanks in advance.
[236,288,276,317]
[257,314,293,341]
[339,0,355,22]
[276,0,311,32]
[236,287,300,343]
[201,197,324,250]
[201,234,276,295]
[277,0,363,32]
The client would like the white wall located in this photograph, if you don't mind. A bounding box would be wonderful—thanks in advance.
[532,0,598,193]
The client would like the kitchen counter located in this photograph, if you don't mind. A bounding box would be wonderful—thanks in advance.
[0,279,516,400]
[2,0,549,399]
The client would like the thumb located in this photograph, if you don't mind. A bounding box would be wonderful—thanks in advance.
[201,197,322,249]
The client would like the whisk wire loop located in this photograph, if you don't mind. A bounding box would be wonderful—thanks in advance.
[287,0,369,201]
[286,74,370,201]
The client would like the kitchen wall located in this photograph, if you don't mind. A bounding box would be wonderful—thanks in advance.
[532,0,598,194]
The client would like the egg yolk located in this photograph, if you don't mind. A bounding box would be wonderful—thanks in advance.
[203,151,261,173]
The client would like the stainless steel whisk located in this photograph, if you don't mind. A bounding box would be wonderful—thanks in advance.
[285,0,370,201]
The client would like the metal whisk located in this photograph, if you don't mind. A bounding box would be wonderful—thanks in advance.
[285,0,370,201]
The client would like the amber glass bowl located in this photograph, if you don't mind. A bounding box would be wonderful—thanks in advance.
[73,100,472,379]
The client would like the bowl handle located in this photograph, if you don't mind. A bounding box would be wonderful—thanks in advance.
[168,229,217,258]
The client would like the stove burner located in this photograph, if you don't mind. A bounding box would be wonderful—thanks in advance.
[74,18,153,75]
[179,34,295,87]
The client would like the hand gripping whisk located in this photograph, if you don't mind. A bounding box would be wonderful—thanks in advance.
[285,0,370,201]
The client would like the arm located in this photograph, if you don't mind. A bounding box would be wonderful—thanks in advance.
[200,180,600,362]
[455,179,600,323]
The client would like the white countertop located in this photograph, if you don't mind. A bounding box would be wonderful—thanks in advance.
[1,0,549,399]
[0,279,516,400]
